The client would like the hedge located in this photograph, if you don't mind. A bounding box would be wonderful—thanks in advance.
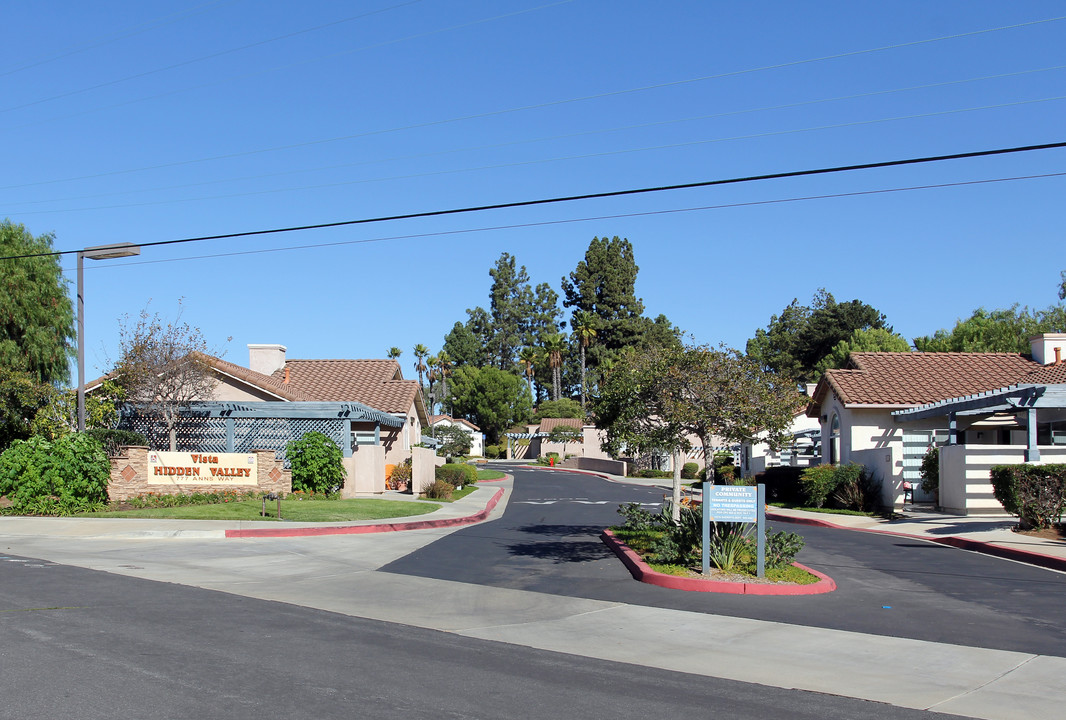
[990,463,1066,530]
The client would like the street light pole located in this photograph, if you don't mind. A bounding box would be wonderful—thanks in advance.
[76,243,141,433]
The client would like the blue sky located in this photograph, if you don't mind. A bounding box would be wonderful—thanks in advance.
[3,1,1064,380]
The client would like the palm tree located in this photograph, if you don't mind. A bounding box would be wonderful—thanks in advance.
[542,333,566,401]
[436,350,453,412]
[426,354,440,414]
[387,347,402,360]
[571,311,597,413]
[412,344,430,393]
[518,346,537,402]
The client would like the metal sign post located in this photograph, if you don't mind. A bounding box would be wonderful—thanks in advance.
[702,483,766,578]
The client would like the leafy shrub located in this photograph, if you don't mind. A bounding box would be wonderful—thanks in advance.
[285,431,344,494]
[717,465,737,483]
[617,502,657,530]
[990,464,1066,530]
[433,424,472,457]
[86,428,147,457]
[681,462,699,479]
[764,527,805,569]
[123,489,259,508]
[800,463,869,508]
[706,522,753,572]
[920,446,939,494]
[422,479,455,499]
[0,434,110,515]
[436,462,477,487]
[832,468,881,512]
[799,464,839,508]
[533,398,583,420]
[390,459,412,488]
[630,469,673,479]
[485,443,502,459]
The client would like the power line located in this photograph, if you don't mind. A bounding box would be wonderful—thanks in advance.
[74,170,1066,271]
[4,12,1061,190]
[4,139,1064,262]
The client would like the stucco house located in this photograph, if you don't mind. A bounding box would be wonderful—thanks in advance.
[95,344,429,468]
[427,414,484,457]
[806,333,1066,514]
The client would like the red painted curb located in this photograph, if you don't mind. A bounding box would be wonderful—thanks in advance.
[225,487,504,538]
[766,511,1066,573]
[600,529,836,595]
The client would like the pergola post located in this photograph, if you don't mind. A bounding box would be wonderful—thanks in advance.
[1026,408,1041,462]
[948,412,958,445]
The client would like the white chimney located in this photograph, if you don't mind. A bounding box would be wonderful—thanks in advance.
[248,344,287,375]
[1029,333,1066,366]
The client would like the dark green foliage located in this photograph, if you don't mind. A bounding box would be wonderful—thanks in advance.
[990,464,1066,530]
[122,489,259,508]
[484,443,503,459]
[764,527,805,569]
[448,366,532,444]
[286,431,344,494]
[534,398,583,420]
[681,462,699,480]
[86,428,148,457]
[920,446,939,494]
[0,367,52,452]
[757,466,805,503]
[914,305,1066,353]
[433,424,472,457]
[746,289,891,383]
[617,502,657,531]
[436,462,477,487]
[390,459,412,487]
[0,434,110,514]
[798,463,879,510]
[630,469,673,479]
[0,221,75,385]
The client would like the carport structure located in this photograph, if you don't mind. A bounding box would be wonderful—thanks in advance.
[120,400,404,463]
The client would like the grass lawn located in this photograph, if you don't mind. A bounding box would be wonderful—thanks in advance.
[767,502,883,518]
[476,468,506,481]
[82,498,441,522]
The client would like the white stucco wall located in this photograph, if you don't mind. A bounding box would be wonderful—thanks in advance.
[341,444,386,497]
[939,444,1066,515]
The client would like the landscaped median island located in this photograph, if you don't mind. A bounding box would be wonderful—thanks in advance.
[602,502,836,595]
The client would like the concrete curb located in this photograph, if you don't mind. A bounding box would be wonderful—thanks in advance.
[767,512,1066,573]
[600,529,837,595]
[225,487,505,538]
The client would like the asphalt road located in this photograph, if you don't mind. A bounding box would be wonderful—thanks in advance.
[382,466,1066,657]
[0,554,957,720]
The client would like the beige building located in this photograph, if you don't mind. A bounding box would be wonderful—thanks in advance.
[807,333,1066,514]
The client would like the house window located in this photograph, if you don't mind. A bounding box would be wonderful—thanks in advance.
[829,414,840,465]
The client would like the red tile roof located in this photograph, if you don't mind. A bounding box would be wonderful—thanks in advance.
[538,417,585,433]
[196,353,314,401]
[811,352,1041,412]
[269,359,425,418]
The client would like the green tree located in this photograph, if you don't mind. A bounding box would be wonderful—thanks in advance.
[518,346,538,402]
[0,220,75,385]
[747,289,891,383]
[442,320,485,367]
[31,379,125,440]
[547,424,583,456]
[571,310,597,412]
[488,253,534,370]
[447,366,531,444]
[0,367,52,451]
[387,347,402,360]
[534,398,583,420]
[542,333,567,401]
[433,424,472,457]
[412,343,430,390]
[814,327,911,376]
[913,305,1066,353]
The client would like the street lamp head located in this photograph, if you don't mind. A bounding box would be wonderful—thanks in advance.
[82,243,140,260]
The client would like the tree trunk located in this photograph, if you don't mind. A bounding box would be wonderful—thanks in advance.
[168,423,177,452]
[552,366,561,401]
[671,448,683,523]
[701,432,716,484]
[579,344,586,412]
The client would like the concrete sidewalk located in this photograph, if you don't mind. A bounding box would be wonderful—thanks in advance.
[0,481,510,540]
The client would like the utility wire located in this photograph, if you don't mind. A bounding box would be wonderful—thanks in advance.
[4,139,1065,262]
[75,170,1066,271]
